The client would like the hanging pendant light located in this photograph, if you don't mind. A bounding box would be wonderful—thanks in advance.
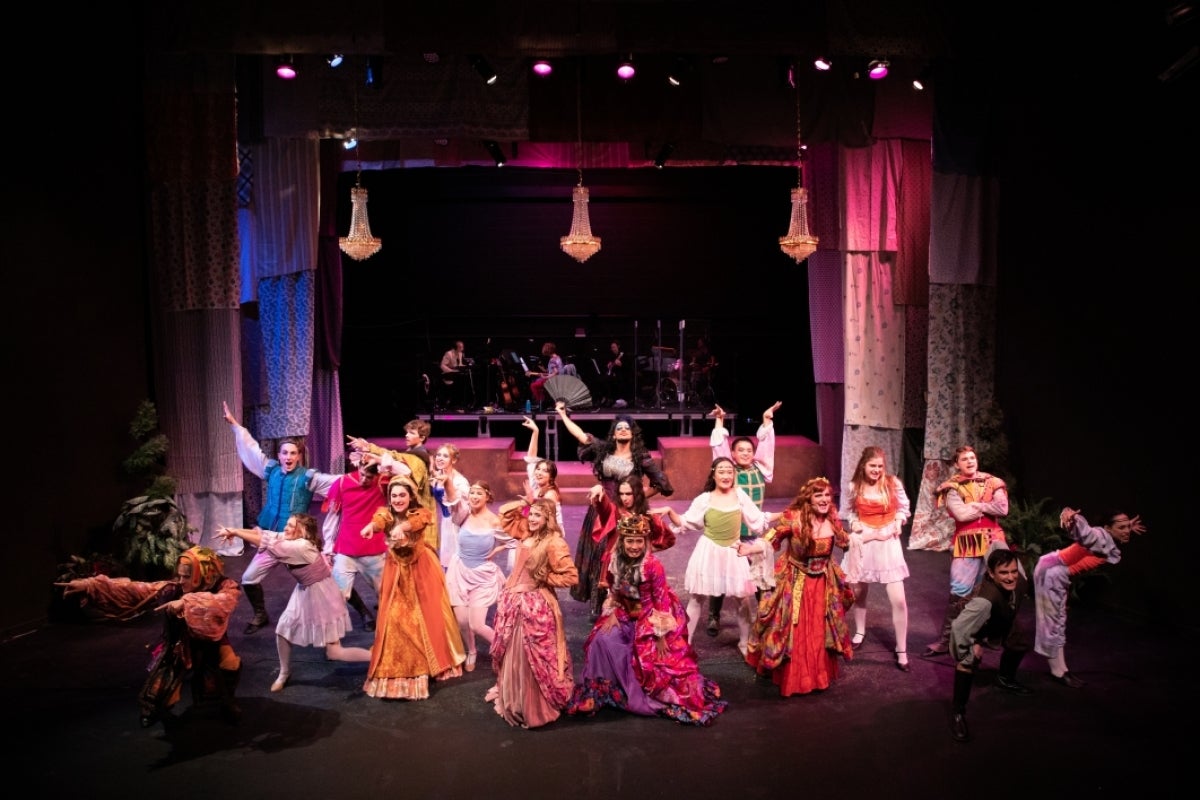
[561,62,600,263]
[339,170,382,261]
[339,83,382,261]
[779,66,818,263]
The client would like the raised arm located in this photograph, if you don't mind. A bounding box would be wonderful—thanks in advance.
[223,400,268,478]
[756,401,781,482]
[709,405,731,459]
[555,401,590,444]
[523,416,540,462]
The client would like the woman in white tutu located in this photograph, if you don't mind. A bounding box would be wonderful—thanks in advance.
[217,513,372,692]
[443,480,515,672]
[839,446,912,671]
[663,457,778,654]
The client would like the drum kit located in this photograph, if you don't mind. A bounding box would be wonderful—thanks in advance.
[637,345,712,408]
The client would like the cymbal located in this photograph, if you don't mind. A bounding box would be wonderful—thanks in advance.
[650,346,676,353]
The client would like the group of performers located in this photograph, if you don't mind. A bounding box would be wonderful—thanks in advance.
[56,401,1147,741]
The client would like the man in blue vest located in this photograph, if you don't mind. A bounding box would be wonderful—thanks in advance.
[223,401,338,634]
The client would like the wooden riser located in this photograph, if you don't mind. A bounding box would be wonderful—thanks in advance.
[366,434,823,505]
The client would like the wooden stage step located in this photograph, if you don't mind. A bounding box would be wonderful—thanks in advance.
[367,433,823,505]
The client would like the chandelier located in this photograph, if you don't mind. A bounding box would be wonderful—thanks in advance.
[339,171,382,261]
[561,62,600,263]
[779,68,818,263]
[339,86,382,261]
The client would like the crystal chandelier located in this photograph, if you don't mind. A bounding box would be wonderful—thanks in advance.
[779,69,818,263]
[561,63,600,263]
[339,170,382,261]
[339,85,381,261]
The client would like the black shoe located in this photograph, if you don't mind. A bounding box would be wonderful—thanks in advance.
[1051,671,1085,689]
[981,636,1002,651]
[358,609,376,633]
[995,675,1034,695]
[140,714,157,728]
[706,615,720,637]
[894,651,910,672]
[923,641,949,656]
[951,713,970,743]
[243,613,270,635]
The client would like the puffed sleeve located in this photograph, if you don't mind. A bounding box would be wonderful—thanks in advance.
[542,536,579,589]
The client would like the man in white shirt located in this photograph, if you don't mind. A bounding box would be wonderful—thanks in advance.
[438,340,468,409]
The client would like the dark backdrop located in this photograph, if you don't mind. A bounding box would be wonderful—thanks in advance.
[338,166,816,440]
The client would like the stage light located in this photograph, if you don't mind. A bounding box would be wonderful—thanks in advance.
[867,59,890,80]
[484,140,507,167]
[343,132,358,151]
[617,54,636,81]
[326,53,344,68]
[532,59,553,77]
[814,56,833,71]
[274,54,297,80]
[470,55,498,85]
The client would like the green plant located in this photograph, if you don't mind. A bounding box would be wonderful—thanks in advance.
[1000,497,1066,579]
[109,400,194,578]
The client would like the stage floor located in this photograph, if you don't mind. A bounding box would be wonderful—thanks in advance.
[8,499,1182,797]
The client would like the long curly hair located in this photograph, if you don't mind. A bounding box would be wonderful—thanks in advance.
[781,476,842,551]
[523,498,565,582]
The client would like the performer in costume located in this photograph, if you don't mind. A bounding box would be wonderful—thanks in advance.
[949,548,1034,743]
[568,515,726,726]
[554,402,673,618]
[705,401,780,637]
[362,475,466,700]
[57,546,243,727]
[840,446,912,670]
[924,445,1011,656]
[743,477,855,697]
[486,499,579,729]
[217,514,371,692]
[1034,507,1147,688]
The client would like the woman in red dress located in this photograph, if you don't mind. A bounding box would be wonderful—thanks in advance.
[743,476,856,696]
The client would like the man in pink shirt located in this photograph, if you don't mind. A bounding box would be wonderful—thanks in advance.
[322,456,389,632]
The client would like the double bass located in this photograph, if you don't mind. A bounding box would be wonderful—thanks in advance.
[495,350,524,410]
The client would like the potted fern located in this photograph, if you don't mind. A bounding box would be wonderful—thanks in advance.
[111,400,194,579]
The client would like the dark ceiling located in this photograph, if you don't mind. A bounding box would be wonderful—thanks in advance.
[143,1,1198,166]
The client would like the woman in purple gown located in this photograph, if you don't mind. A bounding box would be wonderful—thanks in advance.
[568,515,727,726]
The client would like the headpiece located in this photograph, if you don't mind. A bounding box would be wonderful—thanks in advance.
[176,546,224,593]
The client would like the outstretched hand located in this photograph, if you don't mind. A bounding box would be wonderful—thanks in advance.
[1128,514,1148,536]
[522,416,537,430]
[222,401,237,426]
[763,401,782,423]
[1060,507,1080,529]
[709,404,726,420]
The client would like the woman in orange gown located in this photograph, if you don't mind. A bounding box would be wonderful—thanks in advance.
[362,475,466,700]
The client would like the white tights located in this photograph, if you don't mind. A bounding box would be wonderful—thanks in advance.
[851,581,909,656]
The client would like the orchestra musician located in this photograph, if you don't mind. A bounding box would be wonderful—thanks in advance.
[439,340,474,410]
[526,342,562,411]
[600,339,630,408]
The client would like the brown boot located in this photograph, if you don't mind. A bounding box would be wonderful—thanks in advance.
[242,583,270,635]
[924,594,967,656]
